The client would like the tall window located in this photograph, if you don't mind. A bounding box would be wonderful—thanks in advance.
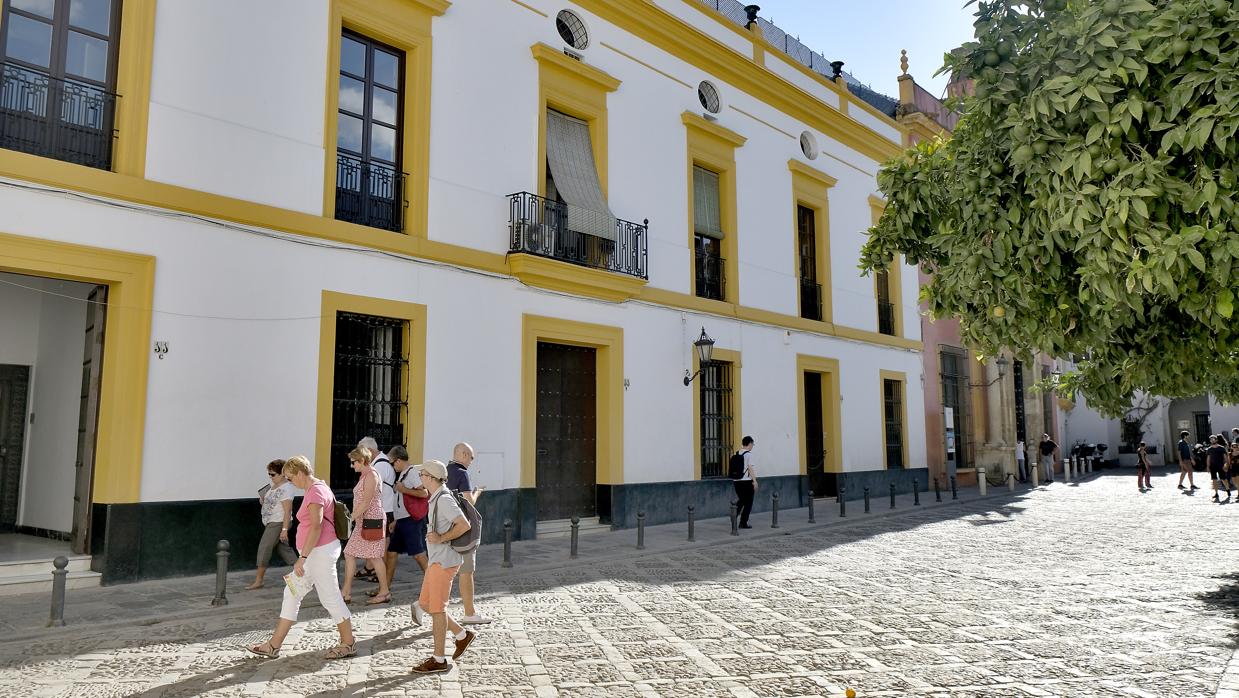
[1012,359,1026,443]
[699,360,733,478]
[883,378,905,469]
[335,31,404,232]
[0,0,121,168]
[693,165,725,301]
[875,269,895,335]
[797,205,821,321]
[330,312,407,490]
[940,349,969,468]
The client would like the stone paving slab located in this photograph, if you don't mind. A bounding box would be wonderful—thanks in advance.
[2,469,1237,697]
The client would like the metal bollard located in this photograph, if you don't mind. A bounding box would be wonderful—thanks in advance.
[935,478,942,502]
[687,505,695,542]
[978,469,987,496]
[48,556,68,627]
[839,487,846,517]
[807,493,816,523]
[950,475,958,500]
[771,492,780,528]
[914,479,920,506]
[1065,457,1073,479]
[210,540,230,607]
[636,511,646,549]
[501,519,513,568]
[729,502,739,536]
[864,487,870,513]
[889,482,897,509]
[570,516,580,559]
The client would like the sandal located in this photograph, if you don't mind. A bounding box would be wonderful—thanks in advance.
[365,593,392,606]
[342,595,353,604]
[247,641,281,658]
[325,642,356,660]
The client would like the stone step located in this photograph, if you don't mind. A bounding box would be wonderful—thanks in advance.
[0,569,101,597]
[0,555,93,577]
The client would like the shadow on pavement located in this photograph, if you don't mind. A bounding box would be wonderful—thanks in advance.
[1195,572,1239,650]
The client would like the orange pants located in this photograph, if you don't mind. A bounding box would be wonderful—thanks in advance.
[418,563,460,613]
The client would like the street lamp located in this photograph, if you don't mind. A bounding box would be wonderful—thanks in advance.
[683,327,715,386]
[971,355,1009,387]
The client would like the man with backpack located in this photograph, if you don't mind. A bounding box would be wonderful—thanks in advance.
[446,442,490,625]
[383,446,428,593]
[729,436,757,529]
[409,459,476,674]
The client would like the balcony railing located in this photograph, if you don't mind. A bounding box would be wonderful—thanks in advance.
[0,63,117,170]
[799,278,822,321]
[878,300,896,336]
[695,249,725,301]
[335,153,405,232]
[507,191,647,279]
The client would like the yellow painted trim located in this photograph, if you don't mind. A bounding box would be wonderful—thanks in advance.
[0,232,154,504]
[601,41,693,89]
[315,291,427,486]
[509,0,548,16]
[111,0,157,177]
[868,196,904,337]
[692,347,742,480]
[509,253,647,302]
[879,369,910,470]
[684,112,743,304]
[900,112,946,146]
[322,0,447,237]
[789,159,835,324]
[796,354,842,475]
[520,315,624,487]
[533,42,620,199]
[729,104,796,140]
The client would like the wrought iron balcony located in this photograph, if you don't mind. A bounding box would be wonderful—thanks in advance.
[335,153,405,232]
[799,278,822,321]
[878,300,897,336]
[695,249,725,301]
[0,62,117,170]
[507,192,647,280]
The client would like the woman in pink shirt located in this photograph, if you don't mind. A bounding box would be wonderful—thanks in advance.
[248,455,356,660]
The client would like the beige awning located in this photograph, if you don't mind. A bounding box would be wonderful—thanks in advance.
[693,165,723,240]
[546,110,616,241]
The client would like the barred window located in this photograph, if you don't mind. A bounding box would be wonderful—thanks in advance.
[699,360,733,478]
[330,312,407,490]
[883,378,905,469]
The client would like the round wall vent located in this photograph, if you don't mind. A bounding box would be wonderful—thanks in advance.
[556,10,589,50]
[698,80,721,114]
[800,131,819,160]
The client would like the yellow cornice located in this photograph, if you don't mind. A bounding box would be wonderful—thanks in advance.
[868,194,887,215]
[681,111,747,148]
[787,159,837,189]
[409,0,451,15]
[531,43,622,93]
[899,111,947,145]
[508,253,648,302]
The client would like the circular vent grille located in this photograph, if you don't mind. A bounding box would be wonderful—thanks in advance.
[556,10,589,50]
[698,81,721,113]
[800,131,819,160]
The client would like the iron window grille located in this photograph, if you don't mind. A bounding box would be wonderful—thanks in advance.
[694,240,725,301]
[699,360,733,478]
[883,378,905,469]
[555,10,589,50]
[330,312,408,491]
[797,205,821,320]
[697,80,720,113]
[507,191,648,279]
[1012,359,1026,443]
[800,278,823,322]
[875,268,895,335]
[940,348,971,467]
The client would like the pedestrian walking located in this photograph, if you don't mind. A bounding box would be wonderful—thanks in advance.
[358,436,397,588]
[446,442,490,625]
[409,459,476,674]
[1177,431,1199,491]
[383,445,429,591]
[1208,435,1231,503]
[1136,442,1152,492]
[1228,441,1239,493]
[247,459,298,590]
[1038,434,1058,484]
[1015,439,1027,483]
[340,446,391,605]
[729,436,757,529]
[247,455,355,660]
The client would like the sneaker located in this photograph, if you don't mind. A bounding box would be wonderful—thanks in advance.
[1192,485,1201,490]
[738,524,752,529]
[460,615,492,625]
[410,657,450,674]
[453,630,476,659]
[1179,485,1188,490]
[410,603,424,627]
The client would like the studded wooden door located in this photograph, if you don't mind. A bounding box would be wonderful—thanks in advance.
[535,342,597,521]
[0,364,31,532]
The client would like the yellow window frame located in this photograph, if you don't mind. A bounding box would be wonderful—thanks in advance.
[869,195,903,337]
[531,43,620,200]
[796,354,842,475]
[879,369,909,470]
[692,346,742,479]
[683,112,745,305]
[788,160,836,324]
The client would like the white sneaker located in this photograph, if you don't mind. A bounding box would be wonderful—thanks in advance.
[460,614,492,625]
[411,603,424,627]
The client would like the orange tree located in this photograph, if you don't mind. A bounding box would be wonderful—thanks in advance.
[862,0,1239,415]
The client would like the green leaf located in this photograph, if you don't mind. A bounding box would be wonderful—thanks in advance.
[1186,248,1207,272]
[1083,85,1103,102]
[1218,293,1234,319]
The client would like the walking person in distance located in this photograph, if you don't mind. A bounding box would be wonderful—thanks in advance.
[1136,442,1152,493]
[1177,430,1199,491]
[730,436,757,529]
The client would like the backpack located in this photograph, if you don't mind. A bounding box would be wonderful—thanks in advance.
[431,488,482,553]
[398,469,429,520]
[727,451,746,480]
[332,500,350,541]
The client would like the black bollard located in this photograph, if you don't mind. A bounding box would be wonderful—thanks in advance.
[807,493,816,523]
[771,492,780,528]
[729,501,739,536]
[636,511,646,550]
[839,487,846,517]
[501,519,513,568]
[687,505,695,542]
[889,482,896,509]
[914,479,921,506]
[210,540,230,607]
[48,556,68,627]
[864,486,870,513]
[935,477,942,502]
[570,516,580,559]
[950,475,958,500]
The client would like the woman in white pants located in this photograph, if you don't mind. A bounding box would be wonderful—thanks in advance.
[248,455,356,660]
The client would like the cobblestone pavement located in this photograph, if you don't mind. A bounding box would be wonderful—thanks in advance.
[1,469,1237,697]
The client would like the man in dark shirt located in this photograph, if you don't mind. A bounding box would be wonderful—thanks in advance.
[445,442,490,625]
[1038,434,1058,484]
[1207,435,1230,503]
[1177,431,1199,491]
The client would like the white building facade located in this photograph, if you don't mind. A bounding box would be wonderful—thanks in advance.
[0,0,923,582]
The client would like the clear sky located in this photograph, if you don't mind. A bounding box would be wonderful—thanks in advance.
[752,0,978,98]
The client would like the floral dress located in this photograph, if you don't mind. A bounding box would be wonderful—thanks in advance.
[343,466,386,559]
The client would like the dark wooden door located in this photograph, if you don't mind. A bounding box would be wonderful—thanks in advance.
[536,342,597,520]
[0,364,31,532]
[72,285,106,554]
[804,372,829,496]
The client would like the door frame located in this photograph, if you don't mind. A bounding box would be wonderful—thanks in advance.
[796,354,842,475]
[521,315,623,489]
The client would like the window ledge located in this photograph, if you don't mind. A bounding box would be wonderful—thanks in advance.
[508,253,648,302]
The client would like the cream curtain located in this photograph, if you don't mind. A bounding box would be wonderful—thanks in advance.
[693,165,723,239]
[545,110,616,241]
